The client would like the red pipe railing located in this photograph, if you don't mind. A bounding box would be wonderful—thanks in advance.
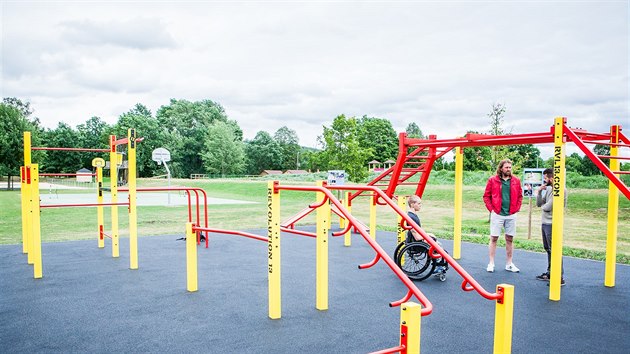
[275,184,435,316]
[192,226,267,242]
[32,147,110,152]
[41,173,97,177]
[40,202,129,208]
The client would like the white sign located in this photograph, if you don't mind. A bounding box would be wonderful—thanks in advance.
[152,148,171,163]
[522,168,545,198]
[327,170,346,186]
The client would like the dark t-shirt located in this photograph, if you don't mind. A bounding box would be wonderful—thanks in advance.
[406,211,421,243]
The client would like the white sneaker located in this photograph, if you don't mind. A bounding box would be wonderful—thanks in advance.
[486,263,495,272]
[505,263,520,273]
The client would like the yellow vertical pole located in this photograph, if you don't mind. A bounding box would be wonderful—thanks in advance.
[344,192,352,247]
[370,194,377,240]
[400,302,421,354]
[396,196,407,245]
[316,181,330,311]
[128,129,138,270]
[186,222,198,292]
[26,167,35,265]
[30,164,43,279]
[605,125,620,287]
[110,135,119,258]
[94,160,105,248]
[453,146,463,260]
[493,284,514,354]
[22,132,32,255]
[267,181,281,319]
[550,117,566,301]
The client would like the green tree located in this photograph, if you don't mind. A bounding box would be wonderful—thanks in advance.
[405,122,424,139]
[41,123,83,173]
[487,103,512,167]
[201,121,245,176]
[245,131,283,174]
[462,131,493,171]
[76,116,110,172]
[508,144,542,169]
[273,126,300,170]
[0,103,38,189]
[356,116,398,163]
[581,144,610,175]
[318,115,372,182]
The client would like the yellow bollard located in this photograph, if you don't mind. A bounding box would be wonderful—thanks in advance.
[186,223,198,292]
[30,164,43,279]
[400,302,421,354]
[396,196,407,245]
[605,125,620,287]
[493,284,514,354]
[267,181,281,319]
[92,158,105,249]
[453,146,464,260]
[370,193,377,240]
[344,192,352,247]
[110,135,119,258]
[128,129,138,270]
[22,131,32,255]
[316,181,330,311]
[550,117,566,301]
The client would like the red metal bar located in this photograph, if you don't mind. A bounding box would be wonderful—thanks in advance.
[597,155,630,160]
[578,140,629,147]
[613,171,630,175]
[370,345,406,354]
[193,226,267,242]
[112,137,129,146]
[41,173,96,177]
[40,202,129,208]
[280,227,316,238]
[32,147,110,152]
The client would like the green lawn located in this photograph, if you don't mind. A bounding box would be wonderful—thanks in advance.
[2,178,629,263]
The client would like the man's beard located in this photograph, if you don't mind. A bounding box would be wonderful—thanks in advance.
[502,170,512,178]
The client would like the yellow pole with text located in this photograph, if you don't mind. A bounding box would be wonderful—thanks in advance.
[400,302,421,354]
[109,135,119,258]
[344,191,351,246]
[128,129,138,270]
[30,164,43,279]
[493,284,514,354]
[370,193,377,239]
[605,125,620,287]
[453,146,464,259]
[397,196,407,245]
[550,117,566,301]
[22,132,32,255]
[268,181,281,319]
[316,181,330,311]
[93,158,105,248]
[186,222,198,292]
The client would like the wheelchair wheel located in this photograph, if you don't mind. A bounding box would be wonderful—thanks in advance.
[393,241,406,262]
[395,242,435,281]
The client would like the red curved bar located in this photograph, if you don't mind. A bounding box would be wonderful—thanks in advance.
[358,254,381,269]
[370,345,406,354]
[461,280,474,292]
[389,289,413,307]
[308,195,330,209]
[194,226,267,242]
[280,227,316,238]
[331,221,353,237]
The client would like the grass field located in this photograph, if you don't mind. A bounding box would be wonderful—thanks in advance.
[1,177,628,263]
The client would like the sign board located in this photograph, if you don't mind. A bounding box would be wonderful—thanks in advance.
[152,148,171,163]
[522,168,545,197]
[327,170,346,186]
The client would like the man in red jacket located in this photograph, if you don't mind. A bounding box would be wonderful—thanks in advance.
[483,159,523,273]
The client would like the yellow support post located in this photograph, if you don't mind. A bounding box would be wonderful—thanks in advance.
[316,181,330,311]
[370,193,377,239]
[26,166,35,265]
[185,222,198,292]
[493,284,514,354]
[400,302,421,354]
[605,125,620,287]
[453,146,464,260]
[128,129,138,270]
[109,135,119,258]
[344,192,351,247]
[30,164,43,279]
[92,158,106,248]
[22,131,32,255]
[267,181,281,319]
[396,196,407,245]
[550,117,566,301]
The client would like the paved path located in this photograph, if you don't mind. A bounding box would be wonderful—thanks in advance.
[1,229,628,353]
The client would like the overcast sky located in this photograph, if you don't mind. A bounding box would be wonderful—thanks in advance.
[2,1,628,160]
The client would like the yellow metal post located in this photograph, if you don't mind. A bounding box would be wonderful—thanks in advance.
[110,135,119,258]
[22,132,32,255]
[550,117,566,301]
[396,196,407,245]
[453,146,463,259]
[344,192,352,247]
[316,181,330,311]
[370,193,377,239]
[493,284,514,354]
[605,125,620,287]
[92,158,106,248]
[26,167,35,265]
[400,302,421,354]
[30,164,43,279]
[128,129,138,270]
[267,181,281,319]
[186,222,198,292]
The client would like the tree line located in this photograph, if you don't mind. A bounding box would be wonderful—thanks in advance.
[1,98,625,189]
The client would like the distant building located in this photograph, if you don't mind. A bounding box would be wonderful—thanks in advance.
[260,170,283,176]
[284,170,308,174]
[76,168,93,183]
[368,160,382,172]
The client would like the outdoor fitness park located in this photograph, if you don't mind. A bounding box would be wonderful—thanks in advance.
[6,117,630,353]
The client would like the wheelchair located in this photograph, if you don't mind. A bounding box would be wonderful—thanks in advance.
[394,238,449,282]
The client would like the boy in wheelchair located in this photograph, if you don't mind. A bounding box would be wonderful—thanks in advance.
[394,195,449,281]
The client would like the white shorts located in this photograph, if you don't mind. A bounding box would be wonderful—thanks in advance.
[490,212,517,237]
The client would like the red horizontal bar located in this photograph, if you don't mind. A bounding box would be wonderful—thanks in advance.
[112,138,128,146]
[193,226,267,242]
[101,232,112,239]
[40,202,129,208]
[32,147,110,152]
[581,141,630,147]
[370,345,405,354]
[41,173,96,176]
[613,171,630,174]
[597,155,630,160]
[280,227,316,238]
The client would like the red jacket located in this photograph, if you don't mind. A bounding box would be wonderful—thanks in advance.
[483,175,523,215]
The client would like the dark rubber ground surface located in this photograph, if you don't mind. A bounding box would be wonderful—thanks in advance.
[1,229,628,353]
